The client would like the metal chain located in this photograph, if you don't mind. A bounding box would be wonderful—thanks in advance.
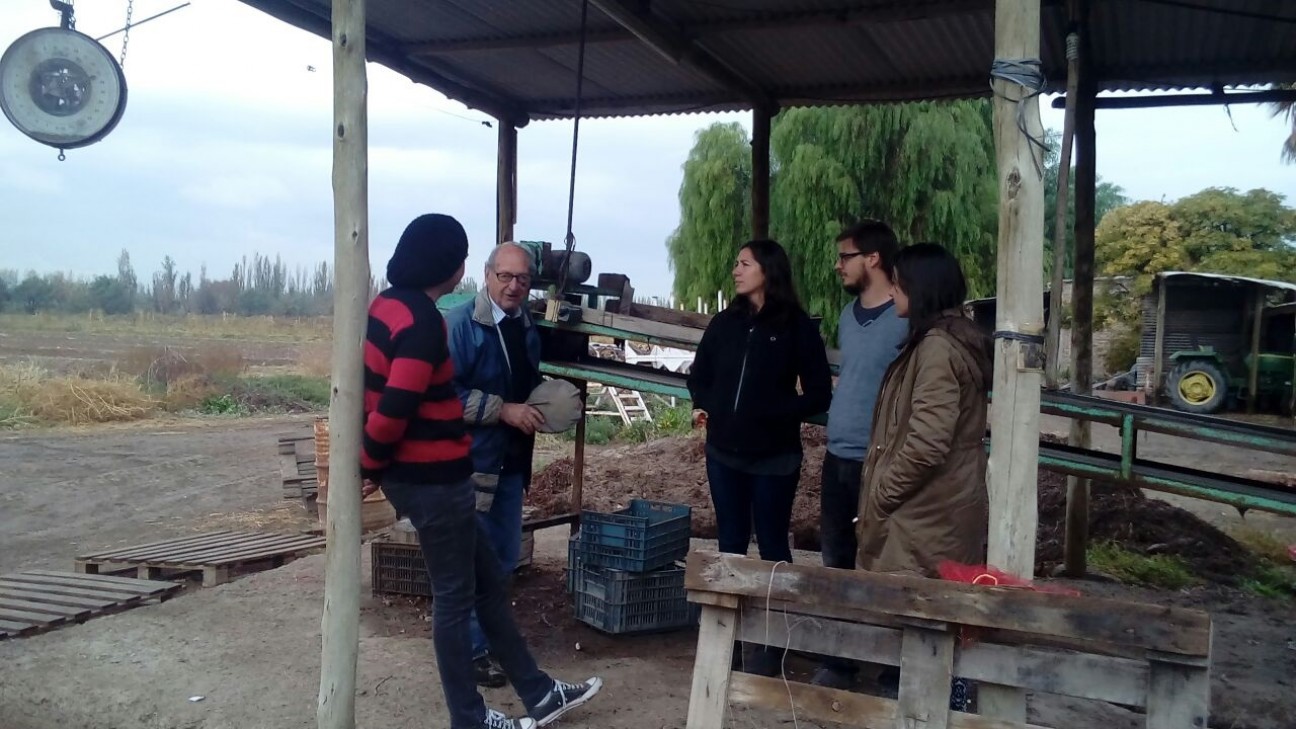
[119,0,134,67]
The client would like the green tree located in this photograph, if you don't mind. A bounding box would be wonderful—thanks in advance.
[667,103,1001,339]
[666,122,751,308]
[1042,128,1129,278]
[89,275,135,314]
[1267,83,1296,164]
[12,275,55,314]
[1095,187,1296,324]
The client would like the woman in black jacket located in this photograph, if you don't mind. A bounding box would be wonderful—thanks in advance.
[687,239,833,564]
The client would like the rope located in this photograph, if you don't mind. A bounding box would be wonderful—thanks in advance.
[556,0,590,296]
[989,58,1050,177]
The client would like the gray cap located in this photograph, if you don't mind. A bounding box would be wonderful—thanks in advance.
[525,379,583,433]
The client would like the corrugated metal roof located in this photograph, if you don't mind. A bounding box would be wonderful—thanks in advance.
[1156,271,1296,295]
[237,0,1296,122]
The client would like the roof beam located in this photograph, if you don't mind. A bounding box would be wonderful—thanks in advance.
[409,0,1019,56]
[587,0,770,105]
[1049,87,1296,109]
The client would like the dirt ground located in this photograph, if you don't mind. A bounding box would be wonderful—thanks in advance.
[1,417,1294,728]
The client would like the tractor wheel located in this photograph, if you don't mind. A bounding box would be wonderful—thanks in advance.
[1167,360,1229,414]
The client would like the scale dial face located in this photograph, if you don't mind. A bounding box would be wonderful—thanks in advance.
[0,27,128,149]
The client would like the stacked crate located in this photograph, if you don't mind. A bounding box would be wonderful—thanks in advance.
[568,499,697,634]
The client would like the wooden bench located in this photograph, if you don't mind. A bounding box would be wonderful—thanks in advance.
[684,551,1211,729]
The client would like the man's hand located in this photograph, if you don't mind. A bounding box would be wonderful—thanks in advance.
[500,403,546,435]
[361,479,381,498]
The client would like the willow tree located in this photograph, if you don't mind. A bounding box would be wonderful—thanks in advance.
[667,102,999,340]
[666,122,751,307]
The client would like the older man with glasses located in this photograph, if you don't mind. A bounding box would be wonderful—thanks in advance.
[445,241,549,688]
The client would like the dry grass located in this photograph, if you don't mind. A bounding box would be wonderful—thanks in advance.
[1231,526,1295,565]
[0,312,333,342]
[120,345,246,389]
[293,342,332,378]
[0,363,156,427]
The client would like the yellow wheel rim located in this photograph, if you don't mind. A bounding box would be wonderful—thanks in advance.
[1178,371,1216,405]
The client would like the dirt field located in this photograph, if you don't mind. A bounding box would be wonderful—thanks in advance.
[0,414,1294,728]
[0,328,312,373]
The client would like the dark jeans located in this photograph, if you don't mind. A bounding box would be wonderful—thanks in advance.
[705,455,798,563]
[382,478,553,729]
[819,452,864,570]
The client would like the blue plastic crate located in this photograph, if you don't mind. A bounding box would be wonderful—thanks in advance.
[572,561,698,634]
[565,535,581,594]
[579,499,691,572]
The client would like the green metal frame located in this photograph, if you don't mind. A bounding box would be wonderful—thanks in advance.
[536,315,1296,517]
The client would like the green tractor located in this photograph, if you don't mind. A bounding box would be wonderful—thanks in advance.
[1166,346,1295,415]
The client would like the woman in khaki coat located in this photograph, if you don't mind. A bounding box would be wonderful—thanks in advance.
[856,243,992,577]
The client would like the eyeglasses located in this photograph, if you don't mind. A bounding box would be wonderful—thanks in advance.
[837,251,875,263]
[494,271,532,287]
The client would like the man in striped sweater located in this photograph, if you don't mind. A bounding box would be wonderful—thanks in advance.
[364,214,602,729]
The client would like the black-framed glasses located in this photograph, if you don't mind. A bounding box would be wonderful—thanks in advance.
[494,271,532,287]
[837,251,873,263]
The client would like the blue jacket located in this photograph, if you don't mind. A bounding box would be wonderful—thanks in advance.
[445,288,543,479]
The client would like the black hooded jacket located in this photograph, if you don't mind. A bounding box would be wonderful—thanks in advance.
[687,304,833,458]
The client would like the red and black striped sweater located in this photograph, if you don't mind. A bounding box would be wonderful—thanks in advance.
[362,288,472,485]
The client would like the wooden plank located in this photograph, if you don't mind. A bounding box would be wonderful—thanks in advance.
[685,605,740,729]
[11,571,177,594]
[898,627,955,729]
[736,605,902,667]
[686,551,1211,656]
[727,673,1045,729]
[0,586,114,610]
[956,642,1149,708]
[1146,637,1211,729]
[0,606,70,625]
[175,535,324,564]
[150,533,309,563]
[0,577,150,601]
[91,532,289,563]
[76,531,244,560]
[0,597,91,620]
[203,566,231,587]
[204,538,325,565]
[0,618,34,633]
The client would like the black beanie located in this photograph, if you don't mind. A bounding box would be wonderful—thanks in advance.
[386,213,469,289]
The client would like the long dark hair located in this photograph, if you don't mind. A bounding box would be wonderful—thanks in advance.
[893,243,968,346]
[728,238,804,328]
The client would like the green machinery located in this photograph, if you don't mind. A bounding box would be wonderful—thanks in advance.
[1149,273,1296,416]
[1166,346,1295,415]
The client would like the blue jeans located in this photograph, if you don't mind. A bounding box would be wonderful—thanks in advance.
[381,477,552,729]
[705,456,798,563]
[469,470,525,659]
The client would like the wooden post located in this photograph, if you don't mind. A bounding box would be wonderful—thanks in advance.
[497,120,517,244]
[1044,30,1080,390]
[1152,279,1168,398]
[1063,4,1094,578]
[751,105,771,240]
[1247,288,1264,413]
[570,380,587,535]
[318,0,367,727]
[985,0,1045,720]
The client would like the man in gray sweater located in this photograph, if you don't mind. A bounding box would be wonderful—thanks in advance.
[813,220,908,689]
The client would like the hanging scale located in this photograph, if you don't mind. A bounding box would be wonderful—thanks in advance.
[0,0,132,160]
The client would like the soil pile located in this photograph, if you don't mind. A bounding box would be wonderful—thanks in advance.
[529,426,1258,583]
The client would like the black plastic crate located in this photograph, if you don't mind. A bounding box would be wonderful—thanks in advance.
[371,541,431,597]
[578,499,691,572]
[572,561,697,634]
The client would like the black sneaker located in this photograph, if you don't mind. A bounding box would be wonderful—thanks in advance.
[474,654,508,688]
[528,677,603,726]
[482,708,535,729]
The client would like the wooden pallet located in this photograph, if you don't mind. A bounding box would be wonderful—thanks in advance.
[684,551,1212,729]
[0,570,181,640]
[75,530,327,587]
[278,434,318,501]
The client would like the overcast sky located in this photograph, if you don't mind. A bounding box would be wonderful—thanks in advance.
[2,0,1293,298]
